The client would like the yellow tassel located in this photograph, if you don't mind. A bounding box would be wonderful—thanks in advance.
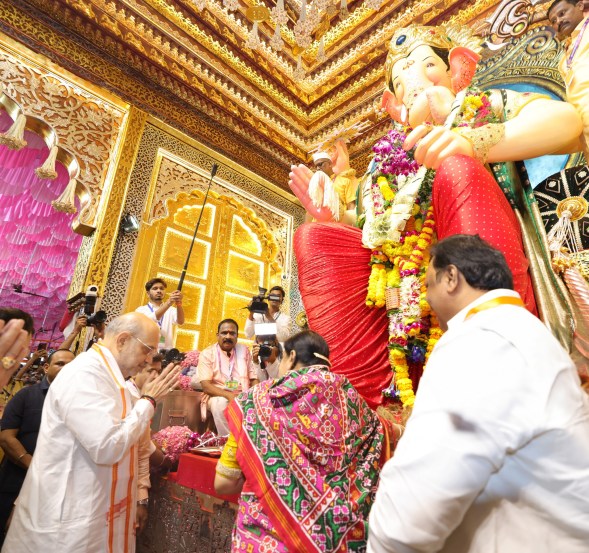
[51,177,77,214]
[0,114,27,150]
[35,145,59,180]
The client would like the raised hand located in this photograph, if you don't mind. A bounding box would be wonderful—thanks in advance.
[141,362,181,402]
[0,319,32,387]
[289,164,336,222]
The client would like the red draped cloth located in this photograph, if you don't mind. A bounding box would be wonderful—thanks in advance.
[295,155,538,408]
[434,155,537,314]
[295,223,391,409]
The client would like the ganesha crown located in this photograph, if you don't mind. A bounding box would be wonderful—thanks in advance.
[385,24,482,83]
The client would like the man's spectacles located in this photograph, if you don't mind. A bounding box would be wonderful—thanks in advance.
[132,335,155,354]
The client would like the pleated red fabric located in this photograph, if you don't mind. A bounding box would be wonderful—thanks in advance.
[433,155,537,315]
[294,223,392,409]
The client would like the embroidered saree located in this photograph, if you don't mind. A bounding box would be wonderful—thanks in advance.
[221,365,393,552]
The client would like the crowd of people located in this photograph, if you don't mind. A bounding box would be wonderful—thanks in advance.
[1,7,589,552]
[0,273,295,550]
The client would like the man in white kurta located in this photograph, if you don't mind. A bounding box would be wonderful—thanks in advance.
[2,313,179,553]
[135,277,184,350]
[368,235,589,553]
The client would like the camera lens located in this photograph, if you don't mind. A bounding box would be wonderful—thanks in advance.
[258,344,272,359]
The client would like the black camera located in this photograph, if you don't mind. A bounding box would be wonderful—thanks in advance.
[84,285,99,317]
[87,310,107,327]
[255,331,278,361]
[161,348,185,365]
[258,342,273,359]
[247,286,282,314]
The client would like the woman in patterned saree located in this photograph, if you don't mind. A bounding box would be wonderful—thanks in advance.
[214,330,399,552]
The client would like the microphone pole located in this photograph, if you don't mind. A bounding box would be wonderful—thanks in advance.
[177,162,218,291]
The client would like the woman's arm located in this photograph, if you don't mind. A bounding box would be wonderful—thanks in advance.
[214,472,245,496]
[214,433,245,496]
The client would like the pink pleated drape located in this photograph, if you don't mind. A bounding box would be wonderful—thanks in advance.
[0,120,82,342]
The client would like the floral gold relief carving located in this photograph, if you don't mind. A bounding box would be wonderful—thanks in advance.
[83,107,148,293]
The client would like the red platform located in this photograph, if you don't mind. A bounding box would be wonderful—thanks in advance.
[172,452,240,504]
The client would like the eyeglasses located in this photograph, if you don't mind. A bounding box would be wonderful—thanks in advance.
[132,335,155,354]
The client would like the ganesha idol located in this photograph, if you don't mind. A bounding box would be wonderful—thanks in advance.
[290,24,589,408]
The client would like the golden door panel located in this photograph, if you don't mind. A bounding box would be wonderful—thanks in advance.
[226,252,264,295]
[127,189,282,350]
[230,215,262,256]
[160,227,211,279]
[174,204,215,237]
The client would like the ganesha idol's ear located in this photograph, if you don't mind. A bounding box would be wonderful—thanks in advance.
[381,89,407,124]
[448,47,481,93]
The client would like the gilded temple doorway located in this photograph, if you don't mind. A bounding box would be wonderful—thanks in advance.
[126,187,284,352]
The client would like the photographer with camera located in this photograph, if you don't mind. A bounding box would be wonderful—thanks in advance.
[244,286,291,343]
[136,278,185,350]
[59,312,107,353]
[252,335,281,382]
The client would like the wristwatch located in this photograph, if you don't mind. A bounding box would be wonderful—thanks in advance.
[137,498,149,506]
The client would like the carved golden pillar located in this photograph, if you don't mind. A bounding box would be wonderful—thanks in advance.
[82,106,148,293]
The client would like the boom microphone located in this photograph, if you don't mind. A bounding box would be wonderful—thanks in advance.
[177,162,218,291]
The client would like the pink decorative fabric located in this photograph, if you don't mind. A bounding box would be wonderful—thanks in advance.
[0,118,82,345]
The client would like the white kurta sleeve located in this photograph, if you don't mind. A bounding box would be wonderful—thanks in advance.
[55,370,154,466]
[368,329,536,553]
[244,316,256,339]
[137,429,154,501]
[275,314,291,342]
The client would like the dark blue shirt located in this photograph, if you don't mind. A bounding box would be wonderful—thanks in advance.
[0,377,50,493]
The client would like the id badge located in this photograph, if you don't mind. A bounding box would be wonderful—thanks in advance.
[225,379,239,391]
[159,334,165,345]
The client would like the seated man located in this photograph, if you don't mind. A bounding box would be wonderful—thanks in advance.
[194,319,257,435]
[244,286,291,343]
[0,349,74,543]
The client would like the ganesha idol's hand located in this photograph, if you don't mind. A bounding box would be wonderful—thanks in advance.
[331,140,351,175]
[403,124,474,170]
[289,164,337,222]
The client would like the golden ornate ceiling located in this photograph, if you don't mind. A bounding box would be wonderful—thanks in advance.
[0,0,539,188]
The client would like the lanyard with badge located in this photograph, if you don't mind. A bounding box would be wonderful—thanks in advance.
[147,303,166,346]
[217,345,239,391]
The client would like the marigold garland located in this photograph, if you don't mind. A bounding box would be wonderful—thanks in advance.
[362,90,495,406]
[364,128,441,408]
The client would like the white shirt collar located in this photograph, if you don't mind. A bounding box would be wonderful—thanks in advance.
[446,288,521,330]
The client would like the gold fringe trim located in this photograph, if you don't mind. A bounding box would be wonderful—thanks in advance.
[35,145,59,180]
[0,114,27,150]
[51,177,77,213]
